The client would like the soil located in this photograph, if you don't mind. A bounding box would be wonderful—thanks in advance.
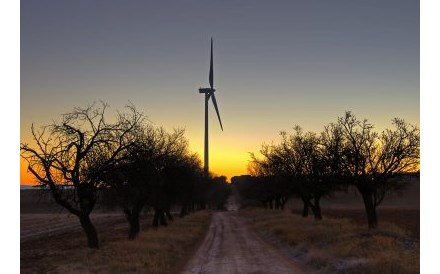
[181,211,307,274]
[182,191,307,274]
[20,212,150,273]
[21,177,419,273]
[320,208,420,238]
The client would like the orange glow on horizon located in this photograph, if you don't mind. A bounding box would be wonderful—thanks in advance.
[19,146,253,186]
[189,140,254,182]
[208,150,250,182]
[20,158,37,186]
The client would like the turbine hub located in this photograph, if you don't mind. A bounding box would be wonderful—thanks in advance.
[199,88,215,93]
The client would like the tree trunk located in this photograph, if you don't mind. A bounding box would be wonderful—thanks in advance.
[128,214,140,240]
[153,210,159,227]
[77,191,98,248]
[180,206,188,218]
[301,199,309,217]
[153,208,168,227]
[311,196,322,221]
[360,189,378,229]
[79,214,99,248]
[200,202,206,210]
[165,209,174,222]
[159,210,168,226]
[280,197,286,211]
[275,198,280,210]
[124,207,141,240]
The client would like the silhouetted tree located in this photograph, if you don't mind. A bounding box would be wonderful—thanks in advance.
[208,176,231,210]
[104,125,206,237]
[148,129,198,227]
[248,144,291,210]
[20,102,143,248]
[284,127,326,219]
[249,127,336,220]
[337,112,419,228]
[173,154,205,217]
[247,111,419,227]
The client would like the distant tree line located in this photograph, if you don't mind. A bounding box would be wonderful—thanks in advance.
[233,111,419,229]
[21,102,230,248]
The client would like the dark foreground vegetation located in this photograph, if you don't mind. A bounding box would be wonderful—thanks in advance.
[21,102,230,248]
[241,207,419,274]
[234,111,419,229]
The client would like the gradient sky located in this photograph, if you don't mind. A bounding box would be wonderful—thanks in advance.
[20,0,419,184]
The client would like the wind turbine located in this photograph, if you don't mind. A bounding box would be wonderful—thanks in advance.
[199,38,223,177]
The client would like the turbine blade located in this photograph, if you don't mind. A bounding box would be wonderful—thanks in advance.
[211,93,223,131]
[209,38,214,89]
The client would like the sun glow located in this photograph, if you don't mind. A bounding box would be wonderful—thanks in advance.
[210,149,250,182]
[20,158,36,186]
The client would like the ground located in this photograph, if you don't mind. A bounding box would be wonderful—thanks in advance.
[182,211,307,274]
[21,177,419,273]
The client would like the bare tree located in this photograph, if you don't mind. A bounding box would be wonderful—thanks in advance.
[20,102,144,248]
[338,112,419,228]
[247,111,419,228]
[249,127,336,220]
[104,125,168,239]
[208,176,232,210]
[104,125,206,238]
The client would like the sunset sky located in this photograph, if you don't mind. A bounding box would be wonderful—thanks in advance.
[20,0,419,184]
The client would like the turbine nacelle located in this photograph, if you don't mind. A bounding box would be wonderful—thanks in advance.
[199,88,216,94]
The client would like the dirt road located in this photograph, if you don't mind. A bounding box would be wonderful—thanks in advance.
[182,211,305,274]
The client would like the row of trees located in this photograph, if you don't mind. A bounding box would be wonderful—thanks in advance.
[21,102,230,248]
[235,111,419,228]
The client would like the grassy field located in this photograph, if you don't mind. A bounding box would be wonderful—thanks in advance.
[240,207,419,274]
[21,210,211,274]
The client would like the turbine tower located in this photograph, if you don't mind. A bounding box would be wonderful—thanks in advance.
[199,38,223,177]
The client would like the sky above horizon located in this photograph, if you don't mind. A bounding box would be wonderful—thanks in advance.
[20,0,419,184]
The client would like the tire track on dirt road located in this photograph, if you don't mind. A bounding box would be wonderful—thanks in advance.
[182,211,306,274]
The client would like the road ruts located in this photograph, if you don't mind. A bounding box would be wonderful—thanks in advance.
[181,211,305,274]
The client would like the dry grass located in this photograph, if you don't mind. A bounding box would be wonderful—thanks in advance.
[240,207,419,274]
[23,211,211,274]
